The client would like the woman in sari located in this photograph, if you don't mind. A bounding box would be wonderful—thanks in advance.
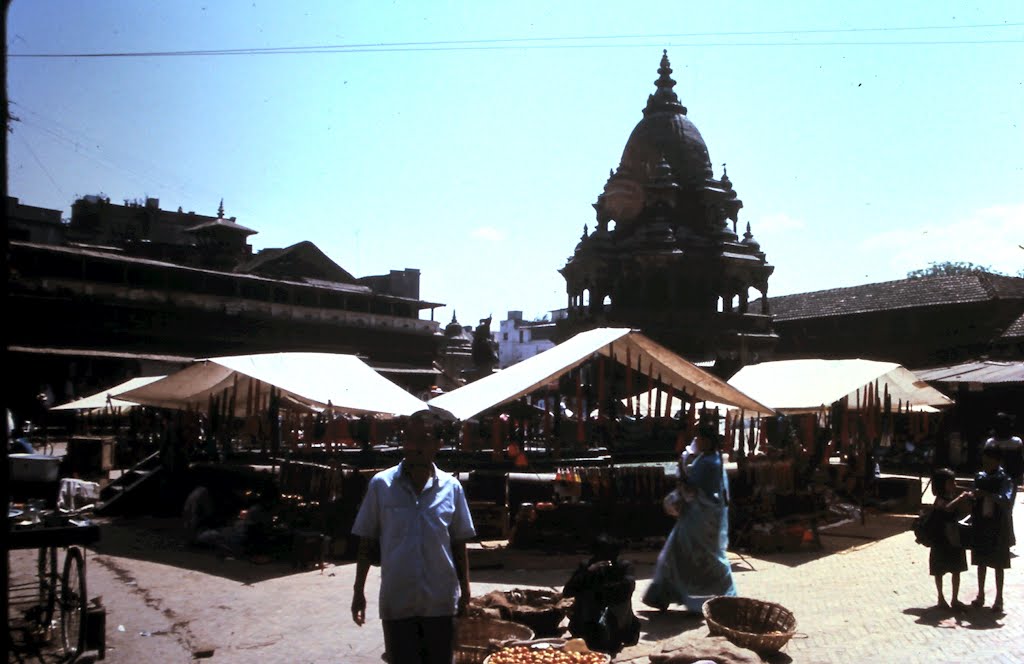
[643,423,737,613]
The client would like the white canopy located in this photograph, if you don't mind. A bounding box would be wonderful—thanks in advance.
[428,328,774,421]
[119,352,427,417]
[51,376,166,411]
[727,358,954,414]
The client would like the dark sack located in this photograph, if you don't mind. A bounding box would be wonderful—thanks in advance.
[913,509,942,547]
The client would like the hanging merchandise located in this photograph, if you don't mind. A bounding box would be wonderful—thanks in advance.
[723,409,733,455]
[736,410,746,459]
[575,370,585,444]
[654,374,664,420]
[799,414,812,457]
[625,346,634,417]
[687,397,697,441]
[492,416,502,460]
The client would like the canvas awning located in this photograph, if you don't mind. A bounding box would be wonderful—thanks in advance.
[428,328,774,421]
[51,376,167,411]
[727,358,954,414]
[119,352,427,417]
[914,360,1024,385]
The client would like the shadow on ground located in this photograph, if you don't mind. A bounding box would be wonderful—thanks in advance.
[903,605,1004,631]
[737,512,918,569]
[635,609,705,641]
[89,517,312,585]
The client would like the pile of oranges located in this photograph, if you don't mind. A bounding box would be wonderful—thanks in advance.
[486,645,609,664]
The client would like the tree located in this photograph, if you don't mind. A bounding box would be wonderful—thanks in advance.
[906,261,1006,279]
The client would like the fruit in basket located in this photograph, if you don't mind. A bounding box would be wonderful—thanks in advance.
[487,644,608,664]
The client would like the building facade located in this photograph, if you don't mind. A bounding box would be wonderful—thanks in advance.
[764,273,1024,369]
[7,195,444,410]
[496,311,558,368]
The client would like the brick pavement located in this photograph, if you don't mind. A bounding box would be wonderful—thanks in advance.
[8,496,1020,664]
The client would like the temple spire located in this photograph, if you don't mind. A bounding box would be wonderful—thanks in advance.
[644,50,687,116]
[217,199,225,218]
[742,222,761,250]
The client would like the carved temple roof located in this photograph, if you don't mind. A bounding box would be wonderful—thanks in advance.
[619,50,713,189]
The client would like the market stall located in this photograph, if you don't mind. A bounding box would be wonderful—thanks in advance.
[428,328,774,551]
[72,353,431,560]
[914,359,1024,470]
[113,352,428,457]
[119,352,427,417]
[52,376,167,412]
[724,358,955,547]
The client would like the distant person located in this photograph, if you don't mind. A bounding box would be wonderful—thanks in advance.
[7,409,34,454]
[927,468,972,610]
[969,447,1013,613]
[182,485,216,544]
[562,534,640,654]
[643,422,737,613]
[351,412,475,664]
[984,412,1022,547]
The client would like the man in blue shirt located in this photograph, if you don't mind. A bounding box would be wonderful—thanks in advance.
[351,412,475,663]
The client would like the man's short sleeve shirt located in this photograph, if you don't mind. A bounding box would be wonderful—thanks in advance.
[352,463,475,620]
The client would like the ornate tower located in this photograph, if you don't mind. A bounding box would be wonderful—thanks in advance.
[559,51,777,376]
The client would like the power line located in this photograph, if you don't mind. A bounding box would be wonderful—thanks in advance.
[10,100,236,209]
[8,22,1024,58]
[16,133,66,198]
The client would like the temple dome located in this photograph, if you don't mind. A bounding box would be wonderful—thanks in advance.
[618,51,712,187]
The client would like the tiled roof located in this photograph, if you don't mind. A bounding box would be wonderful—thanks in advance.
[764,274,1024,321]
[1003,311,1024,339]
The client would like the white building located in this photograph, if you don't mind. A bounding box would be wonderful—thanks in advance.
[496,310,560,368]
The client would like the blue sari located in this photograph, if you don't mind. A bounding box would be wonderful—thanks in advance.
[643,451,737,612]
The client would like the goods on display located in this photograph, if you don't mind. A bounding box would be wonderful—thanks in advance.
[486,644,609,664]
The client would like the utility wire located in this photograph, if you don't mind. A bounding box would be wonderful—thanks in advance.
[8,22,1024,58]
[11,100,234,208]
[16,132,66,198]
[9,39,1024,58]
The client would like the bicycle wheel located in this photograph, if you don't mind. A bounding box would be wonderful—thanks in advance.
[60,547,88,656]
[36,546,58,629]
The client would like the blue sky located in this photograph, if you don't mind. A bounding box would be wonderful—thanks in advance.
[6,1,1023,330]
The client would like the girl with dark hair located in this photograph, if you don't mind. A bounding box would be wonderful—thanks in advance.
[970,447,1013,613]
[643,422,737,613]
[984,412,1021,547]
[928,468,972,610]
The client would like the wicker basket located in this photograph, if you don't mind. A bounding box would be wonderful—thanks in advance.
[702,596,797,654]
[505,589,572,637]
[454,617,535,664]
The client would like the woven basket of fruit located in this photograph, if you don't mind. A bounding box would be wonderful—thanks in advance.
[454,618,535,664]
[483,639,611,664]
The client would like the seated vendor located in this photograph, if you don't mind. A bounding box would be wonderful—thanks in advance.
[562,534,640,654]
